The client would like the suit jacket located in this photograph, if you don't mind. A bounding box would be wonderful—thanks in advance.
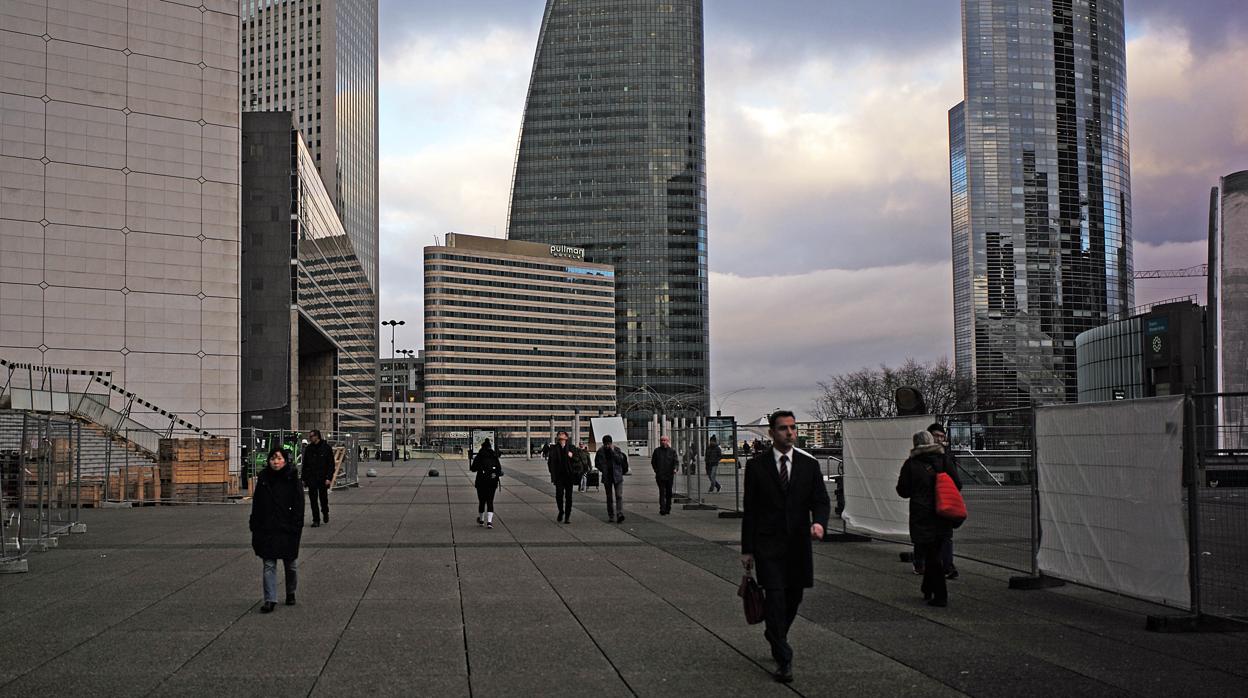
[741,449,831,589]
[651,446,678,481]
[595,446,625,484]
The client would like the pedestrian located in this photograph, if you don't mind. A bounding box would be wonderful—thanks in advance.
[470,438,503,529]
[896,430,962,608]
[684,442,697,475]
[706,436,723,493]
[576,442,592,491]
[651,435,678,515]
[929,422,959,579]
[249,447,304,613]
[741,411,830,683]
[547,431,577,523]
[301,430,334,527]
[595,435,627,523]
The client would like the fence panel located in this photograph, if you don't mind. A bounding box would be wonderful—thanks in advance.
[1192,393,1248,622]
[1035,397,1189,609]
[841,416,929,538]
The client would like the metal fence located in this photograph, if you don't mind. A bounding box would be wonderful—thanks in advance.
[242,428,360,492]
[1,412,87,571]
[1191,392,1248,623]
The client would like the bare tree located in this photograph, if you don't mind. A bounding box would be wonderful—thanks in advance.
[813,358,972,420]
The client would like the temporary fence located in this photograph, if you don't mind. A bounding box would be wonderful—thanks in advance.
[836,396,1247,629]
[242,428,360,492]
[0,412,88,572]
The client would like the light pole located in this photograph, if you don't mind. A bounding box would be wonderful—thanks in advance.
[382,320,405,467]
[398,348,415,460]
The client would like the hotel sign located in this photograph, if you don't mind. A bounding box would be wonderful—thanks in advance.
[549,245,585,260]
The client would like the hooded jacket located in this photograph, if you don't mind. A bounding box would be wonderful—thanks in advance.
[895,444,962,545]
[470,445,504,489]
[249,453,305,560]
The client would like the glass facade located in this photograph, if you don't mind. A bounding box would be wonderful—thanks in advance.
[1075,317,1142,403]
[239,0,379,437]
[507,0,709,436]
[953,0,1133,410]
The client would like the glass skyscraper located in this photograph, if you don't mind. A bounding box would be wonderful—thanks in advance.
[951,0,1133,410]
[507,0,709,435]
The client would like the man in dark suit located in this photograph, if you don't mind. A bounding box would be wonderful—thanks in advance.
[740,410,831,683]
[301,430,335,527]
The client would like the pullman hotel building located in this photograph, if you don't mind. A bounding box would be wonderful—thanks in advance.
[423,234,616,450]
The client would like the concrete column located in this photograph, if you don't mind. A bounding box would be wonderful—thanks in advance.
[525,418,531,458]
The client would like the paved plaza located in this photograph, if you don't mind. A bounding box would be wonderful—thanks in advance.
[2,457,1246,697]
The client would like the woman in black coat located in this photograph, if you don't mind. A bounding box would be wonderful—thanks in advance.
[470,439,503,529]
[896,431,962,607]
[249,447,304,613]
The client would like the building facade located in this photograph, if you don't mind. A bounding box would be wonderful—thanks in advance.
[952,0,1133,410]
[507,0,709,437]
[239,0,380,436]
[380,355,423,446]
[423,234,617,451]
[1075,301,1206,403]
[240,112,376,437]
[0,1,242,442]
[1209,171,1248,398]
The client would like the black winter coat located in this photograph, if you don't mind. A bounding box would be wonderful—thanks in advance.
[741,450,831,589]
[651,446,678,481]
[547,442,578,484]
[706,443,723,469]
[595,446,626,484]
[470,447,504,489]
[250,461,304,560]
[895,449,963,546]
[301,440,335,485]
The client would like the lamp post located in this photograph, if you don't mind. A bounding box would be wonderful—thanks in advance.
[382,320,405,467]
[398,348,415,461]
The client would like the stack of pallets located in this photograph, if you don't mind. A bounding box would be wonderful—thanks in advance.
[158,438,230,503]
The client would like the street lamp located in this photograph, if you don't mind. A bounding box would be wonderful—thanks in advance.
[382,320,405,467]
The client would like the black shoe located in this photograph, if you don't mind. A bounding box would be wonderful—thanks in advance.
[486,522,493,529]
[562,517,570,524]
[773,664,793,683]
[946,569,959,580]
[322,516,328,524]
[927,597,948,607]
[311,521,320,528]
[923,591,933,601]
[912,567,925,575]
[616,515,625,524]
[260,602,276,614]
[557,513,564,523]
[285,593,296,606]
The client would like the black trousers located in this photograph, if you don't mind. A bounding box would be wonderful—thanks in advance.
[919,540,947,601]
[763,585,804,666]
[656,479,673,514]
[477,483,498,514]
[555,481,574,518]
[307,484,329,523]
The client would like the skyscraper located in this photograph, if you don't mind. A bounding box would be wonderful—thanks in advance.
[239,0,380,436]
[507,0,709,436]
[951,0,1133,410]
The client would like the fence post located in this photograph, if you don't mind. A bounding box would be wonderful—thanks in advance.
[1008,404,1062,589]
[1184,394,1202,618]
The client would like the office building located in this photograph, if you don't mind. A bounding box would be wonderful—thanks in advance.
[951,0,1133,410]
[423,234,616,451]
[1209,171,1248,397]
[380,355,423,446]
[0,1,241,446]
[1075,301,1206,403]
[507,0,709,437]
[241,112,376,437]
[239,0,380,436]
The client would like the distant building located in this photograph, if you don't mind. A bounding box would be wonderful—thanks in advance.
[423,234,617,450]
[1075,301,1206,403]
[1209,171,1248,398]
[240,112,376,437]
[507,0,709,437]
[952,0,1133,410]
[380,355,424,446]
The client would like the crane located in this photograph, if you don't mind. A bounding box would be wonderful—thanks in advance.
[1133,264,1208,280]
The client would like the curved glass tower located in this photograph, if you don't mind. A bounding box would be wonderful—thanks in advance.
[952,0,1133,410]
[508,0,709,434]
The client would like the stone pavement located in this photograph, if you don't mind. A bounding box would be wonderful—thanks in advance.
[1,456,1246,697]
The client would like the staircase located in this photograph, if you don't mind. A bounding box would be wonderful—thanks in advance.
[0,412,157,484]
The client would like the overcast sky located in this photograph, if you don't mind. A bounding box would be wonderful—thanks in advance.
[375,1,1248,421]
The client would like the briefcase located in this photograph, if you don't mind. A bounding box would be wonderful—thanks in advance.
[738,573,765,625]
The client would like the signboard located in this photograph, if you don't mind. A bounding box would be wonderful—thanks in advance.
[549,244,585,260]
[589,417,628,450]
[470,429,495,450]
[1145,316,1170,364]
[380,432,393,451]
[707,416,737,458]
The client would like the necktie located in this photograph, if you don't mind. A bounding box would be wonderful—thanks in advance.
[779,454,790,490]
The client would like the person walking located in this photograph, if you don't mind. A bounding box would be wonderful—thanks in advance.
[740,410,830,684]
[576,442,592,491]
[596,435,627,523]
[706,436,723,493]
[928,422,959,580]
[470,438,504,529]
[547,431,577,523]
[250,447,304,613]
[301,430,334,527]
[651,435,678,515]
[896,430,962,608]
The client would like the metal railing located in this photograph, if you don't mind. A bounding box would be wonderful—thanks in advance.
[1190,392,1248,623]
[1,413,89,572]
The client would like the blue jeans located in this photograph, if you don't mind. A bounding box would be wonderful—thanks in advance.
[262,558,298,602]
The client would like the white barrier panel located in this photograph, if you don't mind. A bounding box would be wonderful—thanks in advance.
[1036,397,1189,609]
[842,415,932,537]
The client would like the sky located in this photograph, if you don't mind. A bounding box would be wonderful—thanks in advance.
[375,0,1248,422]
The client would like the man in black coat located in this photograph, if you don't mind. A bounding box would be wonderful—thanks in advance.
[740,410,831,684]
[547,431,578,523]
[651,435,679,515]
[301,430,335,527]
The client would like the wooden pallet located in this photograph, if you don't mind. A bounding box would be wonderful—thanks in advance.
[159,460,229,485]
[161,483,227,504]
[158,438,229,463]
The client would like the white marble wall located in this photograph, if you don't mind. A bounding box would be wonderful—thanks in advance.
[0,0,241,442]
